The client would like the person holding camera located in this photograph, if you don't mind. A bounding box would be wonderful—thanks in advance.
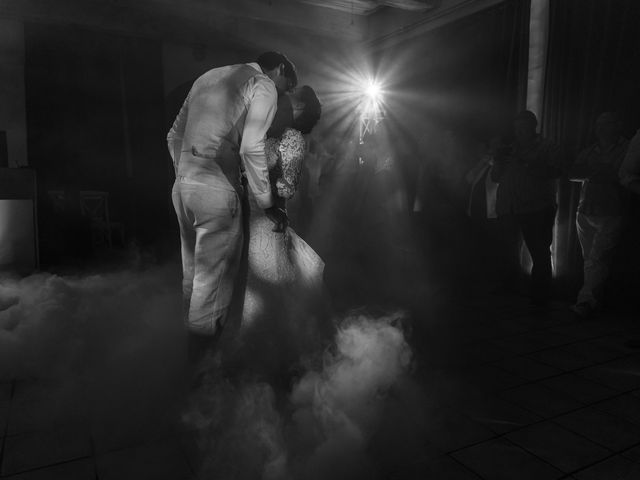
[491,111,563,306]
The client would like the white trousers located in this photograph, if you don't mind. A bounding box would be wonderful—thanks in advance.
[576,213,622,307]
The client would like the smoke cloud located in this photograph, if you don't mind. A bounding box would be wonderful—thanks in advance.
[0,267,183,381]
[185,312,417,480]
[1,267,424,478]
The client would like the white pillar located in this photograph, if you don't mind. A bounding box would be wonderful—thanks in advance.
[526,0,549,121]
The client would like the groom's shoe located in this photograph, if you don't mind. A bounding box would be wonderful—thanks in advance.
[186,329,223,390]
[187,331,214,366]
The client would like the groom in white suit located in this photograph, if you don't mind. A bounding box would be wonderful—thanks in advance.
[167,52,296,362]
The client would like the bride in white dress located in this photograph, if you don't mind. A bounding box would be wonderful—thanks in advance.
[219,86,333,385]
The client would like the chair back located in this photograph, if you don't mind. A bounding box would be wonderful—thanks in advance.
[79,190,110,223]
[79,190,112,248]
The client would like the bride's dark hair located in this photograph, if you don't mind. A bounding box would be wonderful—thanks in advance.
[293,86,321,134]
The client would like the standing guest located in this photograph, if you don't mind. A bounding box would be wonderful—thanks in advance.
[491,110,563,306]
[167,52,296,365]
[620,127,640,194]
[620,128,640,348]
[466,138,500,220]
[465,138,503,285]
[568,113,629,317]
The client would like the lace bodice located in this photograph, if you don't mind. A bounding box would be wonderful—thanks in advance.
[265,128,306,199]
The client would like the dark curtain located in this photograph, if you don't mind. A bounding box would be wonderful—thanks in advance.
[362,0,531,292]
[25,24,169,263]
[374,0,530,213]
[380,0,530,141]
[542,0,640,294]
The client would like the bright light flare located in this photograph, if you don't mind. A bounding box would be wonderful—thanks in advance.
[307,49,403,138]
[359,78,384,121]
[364,80,382,102]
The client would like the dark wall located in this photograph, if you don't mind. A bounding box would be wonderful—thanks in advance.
[0,131,7,168]
[24,23,170,263]
[543,0,640,148]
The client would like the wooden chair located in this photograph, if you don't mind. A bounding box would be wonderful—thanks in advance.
[79,191,125,249]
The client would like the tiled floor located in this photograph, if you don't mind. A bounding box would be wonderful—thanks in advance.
[2,290,640,479]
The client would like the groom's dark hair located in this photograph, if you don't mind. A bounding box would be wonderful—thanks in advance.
[257,51,298,90]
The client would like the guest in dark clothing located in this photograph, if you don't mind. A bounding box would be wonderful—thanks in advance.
[620,128,640,349]
[568,112,629,317]
[491,110,563,305]
[464,138,502,285]
[620,127,640,194]
[466,138,500,220]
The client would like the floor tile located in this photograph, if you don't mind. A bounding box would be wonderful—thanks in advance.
[10,380,64,406]
[423,409,496,452]
[491,316,540,335]
[6,400,56,436]
[593,394,640,426]
[491,332,558,355]
[550,321,616,342]
[96,438,192,480]
[456,321,505,342]
[461,342,513,365]
[588,336,638,356]
[369,396,444,470]
[621,443,640,463]
[176,430,202,475]
[461,395,542,434]
[452,438,563,480]
[389,455,482,480]
[575,321,626,338]
[572,455,640,480]
[463,365,528,392]
[0,382,12,405]
[423,456,483,479]
[1,406,8,434]
[540,373,619,404]
[499,383,584,418]
[7,398,89,436]
[577,359,640,392]
[527,346,594,372]
[492,356,563,381]
[545,324,602,342]
[561,341,627,366]
[90,407,175,454]
[554,406,640,451]
[1,458,95,480]
[506,422,610,473]
[531,329,576,349]
[1,425,92,476]
[609,353,640,372]
[538,305,576,321]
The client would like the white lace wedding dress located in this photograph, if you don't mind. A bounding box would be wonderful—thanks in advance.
[220,129,333,382]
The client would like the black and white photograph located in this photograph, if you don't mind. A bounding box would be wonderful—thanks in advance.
[1,0,640,478]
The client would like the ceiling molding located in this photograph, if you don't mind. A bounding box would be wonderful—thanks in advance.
[144,0,369,41]
[0,0,503,53]
[298,0,437,15]
[0,0,367,50]
[365,0,505,50]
